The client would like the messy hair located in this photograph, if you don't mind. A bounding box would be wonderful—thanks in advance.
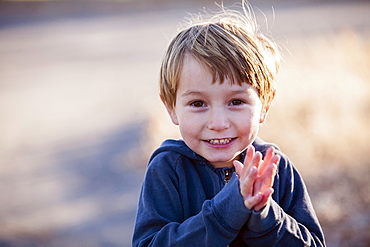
[160,3,281,109]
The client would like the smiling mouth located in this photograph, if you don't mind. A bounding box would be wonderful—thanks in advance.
[206,138,234,145]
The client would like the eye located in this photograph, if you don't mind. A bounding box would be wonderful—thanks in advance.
[190,100,206,107]
[230,99,245,106]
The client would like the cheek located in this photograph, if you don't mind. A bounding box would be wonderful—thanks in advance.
[177,114,206,144]
[178,115,198,136]
[235,109,261,133]
[179,125,200,148]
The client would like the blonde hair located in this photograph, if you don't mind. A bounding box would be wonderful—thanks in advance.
[160,3,280,109]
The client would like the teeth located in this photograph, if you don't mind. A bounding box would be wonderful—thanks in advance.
[208,138,232,145]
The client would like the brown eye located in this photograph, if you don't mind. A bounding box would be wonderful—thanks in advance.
[230,99,244,105]
[190,101,205,107]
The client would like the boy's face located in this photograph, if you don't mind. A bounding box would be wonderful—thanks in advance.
[164,54,271,168]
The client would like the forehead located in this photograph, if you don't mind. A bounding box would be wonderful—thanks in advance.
[179,54,212,84]
[178,54,258,97]
[178,54,248,88]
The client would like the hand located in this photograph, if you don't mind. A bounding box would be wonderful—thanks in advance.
[233,146,279,211]
[253,146,279,211]
[233,146,263,210]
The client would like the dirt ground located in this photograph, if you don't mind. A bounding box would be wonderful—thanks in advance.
[0,0,369,246]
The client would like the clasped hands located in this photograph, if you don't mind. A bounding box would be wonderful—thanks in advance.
[233,146,280,212]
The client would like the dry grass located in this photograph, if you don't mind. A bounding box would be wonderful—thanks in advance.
[262,29,370,246]
[263,29,370,173]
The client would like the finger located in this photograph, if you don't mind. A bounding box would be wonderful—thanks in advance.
[244,193,262,210]
[253,176,263,197]
[248,152,263,193]
[240,166,258,197]
[258,146,275,175]
[233,160,244,178]
[254,188,274,212]
[255,162,277,194]
[251,151,262,168]
[264,163,278,186]
[244,145,255,167]
[264,146,275,162]
[242,146,255,176]
[271,154,280,166]
[237,146,257,182]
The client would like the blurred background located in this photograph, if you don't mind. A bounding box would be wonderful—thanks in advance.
[0,0,369,246]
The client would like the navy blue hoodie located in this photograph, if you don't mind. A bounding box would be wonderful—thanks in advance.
[133,138,325,246]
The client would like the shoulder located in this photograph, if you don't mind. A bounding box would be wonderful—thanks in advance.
[253,137,292,171]
[253,137,280,154]
[148,149,182,173]
[254,138,308,195]
[254,138,308,207]
[144,140,205,191]
[147,139,201,174]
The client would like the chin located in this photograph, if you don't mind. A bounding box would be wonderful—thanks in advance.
[208,156,238,168]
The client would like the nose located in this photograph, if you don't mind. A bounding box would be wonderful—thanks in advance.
[207,107,230,131]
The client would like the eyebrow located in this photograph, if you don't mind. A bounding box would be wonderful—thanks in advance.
[181,90,204,97]
[181,89,248,97]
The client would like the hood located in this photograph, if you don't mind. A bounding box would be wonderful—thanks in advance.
[149,139,204,164]
[149,137,280,165]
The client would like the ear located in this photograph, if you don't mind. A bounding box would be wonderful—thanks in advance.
[161,96,179,125]
[259,107,269,124]
[260,90,276,124]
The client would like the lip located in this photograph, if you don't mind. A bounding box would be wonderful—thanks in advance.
[203,138,236,148]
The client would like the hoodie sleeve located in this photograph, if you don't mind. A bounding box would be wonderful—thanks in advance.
[241,153,326,246]
[132,153,250,247]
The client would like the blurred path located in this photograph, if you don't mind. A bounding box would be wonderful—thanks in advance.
[0,1,369,246]
[0,6,179,245]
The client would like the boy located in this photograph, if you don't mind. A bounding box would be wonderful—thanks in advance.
[133,3,325,247]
